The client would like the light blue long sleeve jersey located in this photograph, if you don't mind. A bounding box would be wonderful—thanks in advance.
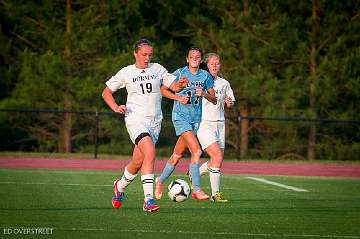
[172,66,214,123]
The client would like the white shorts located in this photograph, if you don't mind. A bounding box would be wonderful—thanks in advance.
[125,117,161,145]
[197,120,225,150]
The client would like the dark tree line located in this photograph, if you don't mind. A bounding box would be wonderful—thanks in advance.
[1,0,359,160]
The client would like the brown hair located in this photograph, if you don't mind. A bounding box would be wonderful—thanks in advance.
[187,46,203,57]
[133,38,152,52]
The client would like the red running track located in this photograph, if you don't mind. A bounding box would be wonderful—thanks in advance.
[1,157,360,178]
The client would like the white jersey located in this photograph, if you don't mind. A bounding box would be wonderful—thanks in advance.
[201,76,235,121]
[106,63,175,123]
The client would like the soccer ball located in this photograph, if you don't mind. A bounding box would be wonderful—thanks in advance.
[168,179,191,202]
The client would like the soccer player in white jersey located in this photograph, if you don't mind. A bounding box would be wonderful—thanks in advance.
[197,53,235,202]
[155,47,217,201]
[102,38,188,212]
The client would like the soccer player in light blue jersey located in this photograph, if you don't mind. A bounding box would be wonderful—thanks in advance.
[155,47,217,200]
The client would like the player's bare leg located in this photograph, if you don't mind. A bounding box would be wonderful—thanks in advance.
[199,144,224,175]
[205,142,228,202]
[112,145,143,209]
[169,136,187,165]
[115,145,143,191]
[128,145,145,173]
[136,136,160,212]
[155,137,186,199]
[181,131,209,200]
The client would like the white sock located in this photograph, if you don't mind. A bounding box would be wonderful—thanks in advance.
[209,167,220,196]
[117,167,137,192]
[199,161,209,176]
[141,174,154,201]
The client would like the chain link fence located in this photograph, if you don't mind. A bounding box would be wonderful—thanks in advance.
[1,108,359,161]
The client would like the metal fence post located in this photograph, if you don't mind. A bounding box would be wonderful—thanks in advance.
[94,111,99,159]
[236,110,241,161]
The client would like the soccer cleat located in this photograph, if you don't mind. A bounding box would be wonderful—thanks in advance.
[191,189,210,200]
[186,171,194,190]
[143,198,160,212]
[154,177,163,200]
[211,192,228,202]
[112,179,125,209]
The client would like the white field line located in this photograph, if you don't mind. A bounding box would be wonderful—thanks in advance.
[0,180,307,192]
[0,181,249,192]
[56,227,360,239]
[246,177,308,192]
[0,181,111,187]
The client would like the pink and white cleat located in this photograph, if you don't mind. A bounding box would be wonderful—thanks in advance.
[143,198,160,212]
[112,179,125,209]
[191,189,210,201]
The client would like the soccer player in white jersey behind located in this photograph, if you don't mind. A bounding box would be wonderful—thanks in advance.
[196,53,235,202]
[102,38,188,212]
[155,47,217,201]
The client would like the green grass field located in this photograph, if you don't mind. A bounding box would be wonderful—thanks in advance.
[0,168,359,239]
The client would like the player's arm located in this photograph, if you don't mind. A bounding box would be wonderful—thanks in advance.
[204,87,217,105]
[194,87,217,105]
[224,96,234,108]
[200,73,217,105]
[224,83,235,108]
[102,87,126,113]
[168,76,188,93]
[160,86,188,104]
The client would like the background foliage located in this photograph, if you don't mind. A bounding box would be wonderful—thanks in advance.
[0,0,359,160]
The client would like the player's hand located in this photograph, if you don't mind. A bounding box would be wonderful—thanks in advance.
[176,95,189,105]
[195,88,203,97]
[178,77,188,88]
[114,105,126,114]
[224,96,234,107]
